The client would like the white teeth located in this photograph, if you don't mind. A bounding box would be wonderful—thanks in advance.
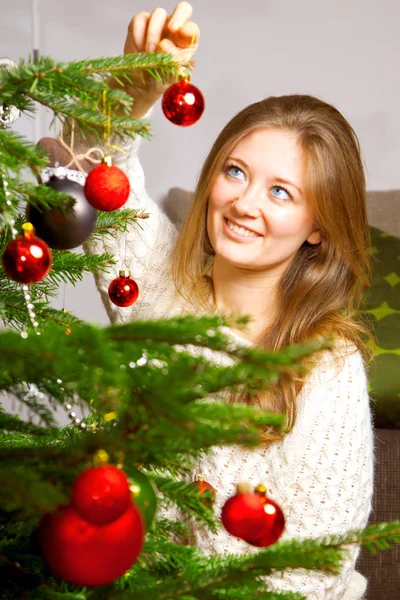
[227,220,258,237]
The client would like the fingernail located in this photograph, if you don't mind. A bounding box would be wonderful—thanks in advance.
[147,43,156,53]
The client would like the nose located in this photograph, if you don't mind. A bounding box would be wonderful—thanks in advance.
[232,184,264,218]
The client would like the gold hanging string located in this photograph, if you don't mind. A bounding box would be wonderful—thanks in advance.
[56,89,126,173]
[103,89,125,155]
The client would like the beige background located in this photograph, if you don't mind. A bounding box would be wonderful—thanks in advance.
[2,0,400,324]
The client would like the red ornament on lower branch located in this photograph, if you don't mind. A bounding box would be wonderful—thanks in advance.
[2,223,52,284]
[39,503,144,587]
[162,79,205,127]
[84,157,130,211]
[191,478,216,507]
[108,271,139,307]
[221,483,285,547]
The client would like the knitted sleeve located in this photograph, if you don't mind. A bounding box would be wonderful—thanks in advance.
[84,134,179,324]
[192,347,374,600]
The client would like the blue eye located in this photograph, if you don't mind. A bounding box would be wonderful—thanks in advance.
[271,185,291,201]
[226,165,245,180]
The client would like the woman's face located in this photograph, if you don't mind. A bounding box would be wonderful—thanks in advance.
[206,127,321,277]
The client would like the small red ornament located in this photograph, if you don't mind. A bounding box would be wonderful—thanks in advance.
[71,465,132,525]
[191,478,216,507]
[84,157,130,211]
[39,503,144,587]
[221,483,285,547]
[2,223,52,284]
[108,270,139,307]
[162,79,205,127]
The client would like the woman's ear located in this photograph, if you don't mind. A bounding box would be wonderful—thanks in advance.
[307,228,322,245]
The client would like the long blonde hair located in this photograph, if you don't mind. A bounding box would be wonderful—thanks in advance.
[172,95,372,442]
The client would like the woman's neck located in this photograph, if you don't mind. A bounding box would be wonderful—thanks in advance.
[211,258,280,343]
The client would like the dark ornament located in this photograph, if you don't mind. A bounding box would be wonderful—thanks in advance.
[28,175,98,250]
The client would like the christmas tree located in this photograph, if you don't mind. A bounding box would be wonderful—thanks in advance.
[0,53,399,600]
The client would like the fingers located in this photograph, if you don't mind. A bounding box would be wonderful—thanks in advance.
[125,3,198,56]
[132,12,150,52]
[146,7,168,52]
[146,3,195,52]
[170,21,200,48]
[125,11,150,54]
[168,1,193,31]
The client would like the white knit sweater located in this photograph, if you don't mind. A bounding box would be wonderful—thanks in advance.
[85,135,374,600]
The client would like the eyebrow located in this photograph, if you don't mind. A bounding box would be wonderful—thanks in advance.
[227,156,304,197]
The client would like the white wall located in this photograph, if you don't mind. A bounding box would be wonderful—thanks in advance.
[2,0,400,325]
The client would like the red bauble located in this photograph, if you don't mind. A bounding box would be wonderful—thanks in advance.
[84,162,130,211]
[221,484,285,547]
[108,271,139,307]
[39,503,144,587]
[71,466,132,525]
[162,79,205,126]
[192,479,216,507]
[2,226,52,284]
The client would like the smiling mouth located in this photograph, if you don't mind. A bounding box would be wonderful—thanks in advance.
[225,218,261,238]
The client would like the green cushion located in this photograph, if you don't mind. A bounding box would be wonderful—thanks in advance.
[364,227,400,428]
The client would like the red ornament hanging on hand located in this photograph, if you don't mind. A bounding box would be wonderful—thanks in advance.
[71,465,132,525]
[162,78,205,127]
[39,503,144,587]
[84,156,130,211]
[221,483,285,547]
[108,270,139,307]
[2,222,52,284]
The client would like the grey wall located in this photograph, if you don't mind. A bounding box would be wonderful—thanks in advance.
[2,0,400,325]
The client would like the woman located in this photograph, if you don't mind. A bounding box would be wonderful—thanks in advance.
[40,4,374,598]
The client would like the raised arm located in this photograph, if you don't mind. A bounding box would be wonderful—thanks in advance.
[192,346,374,599]
[38,3,200,324]
[112,2,200,120]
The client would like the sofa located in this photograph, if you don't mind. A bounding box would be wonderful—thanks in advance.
[357,189,400,599]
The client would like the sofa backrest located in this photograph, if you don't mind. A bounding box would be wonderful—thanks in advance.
[367,190,400,237]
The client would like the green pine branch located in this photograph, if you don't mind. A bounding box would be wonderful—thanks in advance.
[153,476,218,530]
[0,128,47,174]
[89,209,150,239]
[49,251,115,285]
[9,181,75,212]
[0,52,188,140]
[0,408,53,436]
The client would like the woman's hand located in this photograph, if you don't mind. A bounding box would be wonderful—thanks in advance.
[37,4,199,170]
[114,2,200,117]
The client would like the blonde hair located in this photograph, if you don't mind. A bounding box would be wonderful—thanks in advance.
[172,95,372,443]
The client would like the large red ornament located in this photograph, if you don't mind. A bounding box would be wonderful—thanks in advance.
[2,223,52,284]
[108,271,139,307]
[84,159,130,211]
[71,466,131,525]
[162,79,205,127]
[221,483,285,547]
[39,503,144,587]
[191,478,216,507]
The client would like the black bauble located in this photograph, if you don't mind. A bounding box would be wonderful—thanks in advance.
[28,176,98,250]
